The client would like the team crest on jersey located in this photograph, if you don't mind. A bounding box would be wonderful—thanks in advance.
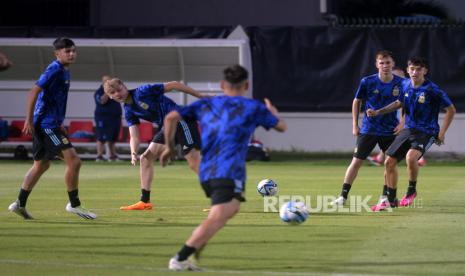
[418,92,425,103]
[404,92,409,97]
[138,101,149,110]
[373,89,379,94]
[392,86,399,96]
[62,137,69,144]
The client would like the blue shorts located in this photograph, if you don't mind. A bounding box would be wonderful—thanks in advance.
[95,119,121,142]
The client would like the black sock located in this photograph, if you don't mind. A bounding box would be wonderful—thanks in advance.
[387,187,397,203]
[176,244,196,261]
[407,181,417,196]
[140,189,151,203]
[382,185,388,196]
[341,183,352,199]
[68,189,81,208]
[18,188,31,207]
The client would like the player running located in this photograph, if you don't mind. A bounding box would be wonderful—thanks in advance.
[368,57,455,211]
[161,64,286,271]
[331,50,404,206]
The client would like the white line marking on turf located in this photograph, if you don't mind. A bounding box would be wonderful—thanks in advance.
[0,259,385,276]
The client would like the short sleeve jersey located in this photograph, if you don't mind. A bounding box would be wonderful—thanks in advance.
[123,84,179,127]
[399,79,453,135]
[355,74,404,136]
[179,96,279,183]
[33,60,70,128]
[94,85,122,119]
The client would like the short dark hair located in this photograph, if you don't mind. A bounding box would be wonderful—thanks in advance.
[223,64,248,85]
[407,57,428,69]
[375,50,394,60]
[53,37,75,50]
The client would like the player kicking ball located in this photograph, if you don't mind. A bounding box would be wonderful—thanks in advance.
[103,78,203,211]
[8,37,96,220]
[160,65,287,271]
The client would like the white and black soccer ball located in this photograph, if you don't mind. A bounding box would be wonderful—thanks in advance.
[257,179,278,196]
[279,201,309,225]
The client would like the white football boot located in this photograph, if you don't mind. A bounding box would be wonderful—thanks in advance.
[168,257,202,271]
[65,203,97,219]
[330,196,346,207]
[8,200,34,219]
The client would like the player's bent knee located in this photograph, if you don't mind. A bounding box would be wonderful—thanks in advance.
[140,153,154,165]
[405,156,415,164]
[385,158,396,170]
[35,161,51,172]
[405,153,419,165]
[65,154,81,169]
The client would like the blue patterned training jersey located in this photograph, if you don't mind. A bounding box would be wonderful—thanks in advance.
[123,84,179,127]
[33,60,70,128]
[179,96,279,183]
[355,74,404,136]
[399,79,452,136]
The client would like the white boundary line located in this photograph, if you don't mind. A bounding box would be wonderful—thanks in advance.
[0,259,383,276]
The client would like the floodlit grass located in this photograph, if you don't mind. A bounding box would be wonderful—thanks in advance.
[0,159,464,275]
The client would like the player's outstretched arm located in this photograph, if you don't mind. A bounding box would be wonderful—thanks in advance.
[164,81,203,98]
[436,104,456,145]
[367,100,402,117]
[128,125,140,165]
[160,111,182,167]
[264,98,286,132]
[23,85,43,135]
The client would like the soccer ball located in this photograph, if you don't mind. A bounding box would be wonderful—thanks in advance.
[257,179,278,196]
[279,201,309,224]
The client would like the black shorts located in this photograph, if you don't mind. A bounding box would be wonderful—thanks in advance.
[353,134,396,160]
[152,120,200,155]
[201,179,246,206]
[32,126,73,161]
[95,119,121,142]
[386,128,435,161]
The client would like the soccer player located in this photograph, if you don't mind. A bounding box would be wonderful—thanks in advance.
[160,64,286,271]
[8,37,97,220]
[94,75,122,162]
[368,57,455,211]
[104,78,203,210]
[331,50,405,206]
[367,66,427,167]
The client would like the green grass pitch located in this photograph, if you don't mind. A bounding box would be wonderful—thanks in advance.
[1,159,464,275]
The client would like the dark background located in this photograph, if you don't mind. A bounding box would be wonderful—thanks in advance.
[1,0,464,112]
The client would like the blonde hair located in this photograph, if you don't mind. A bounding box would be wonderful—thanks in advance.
[103,78,124,94]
